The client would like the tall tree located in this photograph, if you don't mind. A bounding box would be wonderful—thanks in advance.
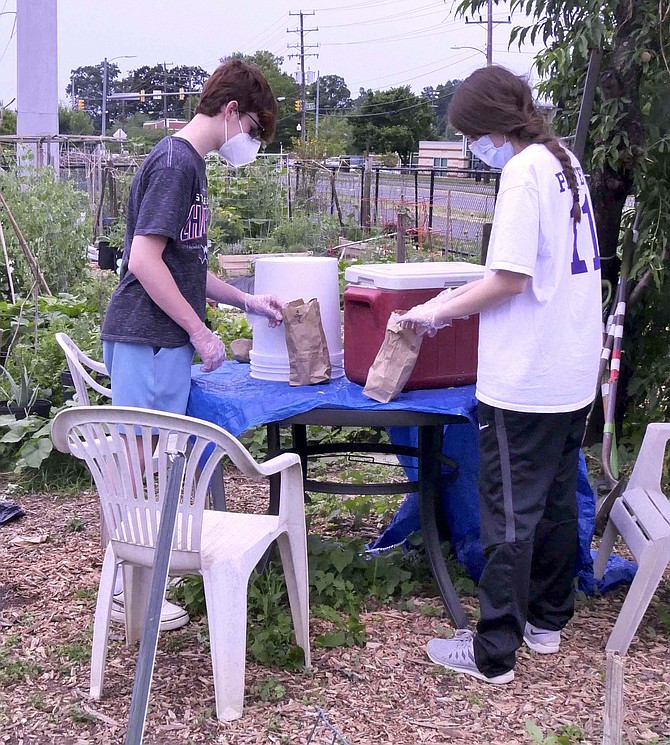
[348,86,436,165]
[422,81,461,138]
[308,74,351,112]
[66,63,120,129]
[118,64,209,122]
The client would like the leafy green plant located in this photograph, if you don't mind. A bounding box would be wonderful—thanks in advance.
[171,533,437,668]
[249,675,286,703]
[0,364,40,408]
[0,165,91,295]
[0,413,53,472]
[525,720,588,744]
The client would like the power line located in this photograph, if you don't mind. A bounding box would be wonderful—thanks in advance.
[319,2,448,28]
[321,20,465,46]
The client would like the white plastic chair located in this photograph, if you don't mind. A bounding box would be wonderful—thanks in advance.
[55,332,111,405]
[594,422,670,655]
[51,405,311,721]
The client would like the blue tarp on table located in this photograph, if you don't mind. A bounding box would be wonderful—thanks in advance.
[188,362,635,594]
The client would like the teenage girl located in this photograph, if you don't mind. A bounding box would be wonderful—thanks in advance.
[400,65,602,683]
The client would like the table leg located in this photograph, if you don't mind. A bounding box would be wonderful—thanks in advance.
[418,425,469,629]
[267,422,281,516]
[209,463,226,511]
[292,424,308,481]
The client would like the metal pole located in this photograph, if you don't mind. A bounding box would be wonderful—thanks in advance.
[124,449,187,745]
[299,13,306,144]
[101,58,108,139]
[428,169,435,230]
[315,70,320,139]
[162,62,169,133]
[486,0,493,66]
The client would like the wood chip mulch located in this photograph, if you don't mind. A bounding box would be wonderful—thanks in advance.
[0,479,668,745]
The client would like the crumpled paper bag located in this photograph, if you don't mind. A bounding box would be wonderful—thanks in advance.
[282,298,331,386]
[362,311,423,402]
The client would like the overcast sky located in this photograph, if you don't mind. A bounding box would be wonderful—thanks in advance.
[0,0,544,109]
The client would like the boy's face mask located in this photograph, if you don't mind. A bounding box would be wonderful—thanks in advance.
[219,111,261,167]
[469,134,515,169]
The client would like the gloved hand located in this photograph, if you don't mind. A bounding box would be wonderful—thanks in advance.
[244,293,284,327]
[189,323,226,372]
[398,291,453,338]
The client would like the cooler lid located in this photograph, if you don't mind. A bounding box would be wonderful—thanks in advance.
[344,261,485,290]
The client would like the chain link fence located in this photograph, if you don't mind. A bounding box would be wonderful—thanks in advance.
[290,162,499,261]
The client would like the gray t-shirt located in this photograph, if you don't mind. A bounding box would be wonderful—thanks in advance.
[101,137,208,348]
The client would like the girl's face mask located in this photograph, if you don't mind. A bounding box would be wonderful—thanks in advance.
[469,134,515,169]
[218,111,261,167]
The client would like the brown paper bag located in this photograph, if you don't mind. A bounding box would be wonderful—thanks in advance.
[362,312,423,402]
[282,298,332,386]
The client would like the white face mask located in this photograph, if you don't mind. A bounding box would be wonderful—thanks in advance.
[218,111,261,167]
[469,135,516,169]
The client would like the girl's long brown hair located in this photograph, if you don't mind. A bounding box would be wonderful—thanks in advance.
[449,66,581,222]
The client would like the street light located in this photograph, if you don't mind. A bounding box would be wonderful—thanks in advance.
[102,55,137,139]
[451,45,488,63]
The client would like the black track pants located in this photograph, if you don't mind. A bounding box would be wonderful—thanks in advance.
[472,402,589,677]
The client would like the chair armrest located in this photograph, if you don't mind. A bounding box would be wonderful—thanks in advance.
[256,452,302,477]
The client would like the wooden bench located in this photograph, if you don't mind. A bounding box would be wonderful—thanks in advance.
[217,252,313,278]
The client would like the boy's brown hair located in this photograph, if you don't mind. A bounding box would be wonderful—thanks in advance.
[449,65,582,222]
[196,58,278,143]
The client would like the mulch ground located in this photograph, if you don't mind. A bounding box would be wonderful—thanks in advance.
[0,478,668,745]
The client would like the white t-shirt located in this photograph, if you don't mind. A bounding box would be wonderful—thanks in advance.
[476,143,602,413]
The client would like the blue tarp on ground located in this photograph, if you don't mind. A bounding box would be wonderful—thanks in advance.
[368,426,637,595]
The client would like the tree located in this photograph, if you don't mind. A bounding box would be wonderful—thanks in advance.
[308,74,351,112]
[348,86,437,165]
[422,81,461,138]
[118,64,209,122]
[58,105,94,135]
[0,106,16,135]
[299,114,353,158]
[66,63,118,129]
[459,0,670,431]
[231,51,300,153]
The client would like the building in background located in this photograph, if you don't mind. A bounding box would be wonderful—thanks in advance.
[142,119,188,131]
[417,140,469,172]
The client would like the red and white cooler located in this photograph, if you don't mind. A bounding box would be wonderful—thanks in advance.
[343,262,485,390]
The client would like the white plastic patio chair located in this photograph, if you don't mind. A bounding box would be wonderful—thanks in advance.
[54,331,227,509]
[594,422,670,655]
[51,405,311,722]
[55,332,111,405]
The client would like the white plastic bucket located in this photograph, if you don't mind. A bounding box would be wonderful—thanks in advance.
[250,256,344,381]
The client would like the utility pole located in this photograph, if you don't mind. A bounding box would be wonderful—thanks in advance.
[288,10,318,145]
[315,70,320,139]
[102,58,108,138]
[162,62,173,132]
[486,0,493,66]
[465,0,510,66]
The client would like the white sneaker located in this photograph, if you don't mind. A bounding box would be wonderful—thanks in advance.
[111,592,190,632]
[426,629,514,685]
[523,622,561,653]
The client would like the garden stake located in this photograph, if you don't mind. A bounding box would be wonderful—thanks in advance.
[0,189,51,295]
[595,207,642,533]
[0,217,16,302]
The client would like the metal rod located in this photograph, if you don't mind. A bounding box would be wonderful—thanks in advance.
[124,449,186,745]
